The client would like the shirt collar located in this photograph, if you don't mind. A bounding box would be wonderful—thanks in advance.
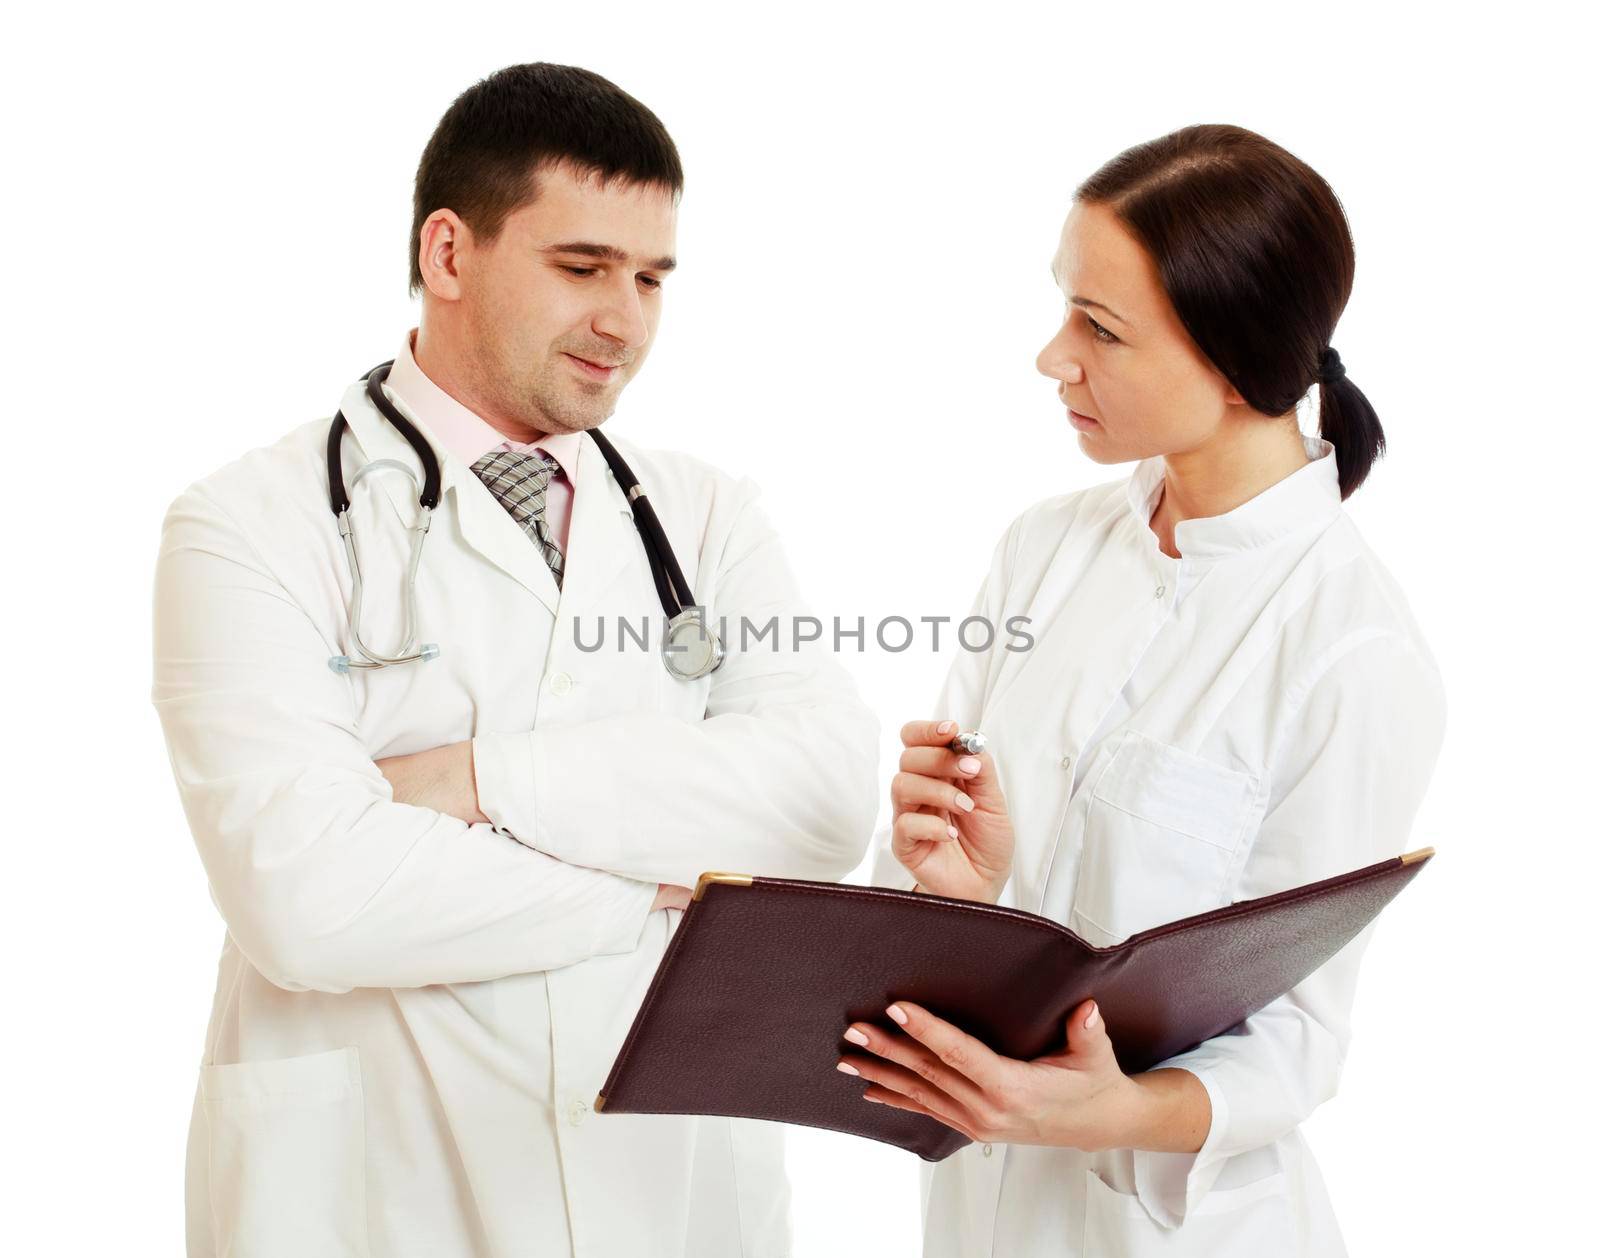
[1125,434,1342,560]
[383,329,581,480]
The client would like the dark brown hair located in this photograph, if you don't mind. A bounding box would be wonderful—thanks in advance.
[1076,124,1383,499]
[409,63,684,296]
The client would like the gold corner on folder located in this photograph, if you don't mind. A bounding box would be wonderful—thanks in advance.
[693,871,755,901]
[1400,847,1436,865]
[593,1093,606,1113]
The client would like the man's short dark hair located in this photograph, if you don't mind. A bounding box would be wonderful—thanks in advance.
[409,63,684,295]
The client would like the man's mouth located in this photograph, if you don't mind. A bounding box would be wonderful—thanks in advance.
[564,352,625,381]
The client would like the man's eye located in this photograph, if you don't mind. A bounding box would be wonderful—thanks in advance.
[561,266,597,277]
[638,275,663,290]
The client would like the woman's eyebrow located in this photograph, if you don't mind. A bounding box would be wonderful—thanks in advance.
[1070,295,1131,328]
[1048,264,1133,330]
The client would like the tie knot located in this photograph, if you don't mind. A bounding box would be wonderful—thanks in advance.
[471,449,561,522]
[472,448,559,494]
[469,448,566,590]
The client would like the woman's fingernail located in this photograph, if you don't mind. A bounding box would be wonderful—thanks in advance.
[886,1004,908,1025]
[863,1093,884,1104]
[1085,1002,1100,1030]
[836,1061,860,1076]
[843,1027,870,1046]
[958,756,981,774]
[936,720,956,734]
[955,792,975,812]
[947,824,960,840]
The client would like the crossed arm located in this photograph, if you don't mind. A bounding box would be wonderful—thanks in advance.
[153,479,875,993]
[373,742,692,912]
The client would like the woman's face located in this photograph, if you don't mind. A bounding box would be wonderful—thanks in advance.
[1036,200,1245,464]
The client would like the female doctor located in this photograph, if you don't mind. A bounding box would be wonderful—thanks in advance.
[849,125,1447,1256]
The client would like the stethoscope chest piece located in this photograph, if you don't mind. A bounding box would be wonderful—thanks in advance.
[661,608,725,681]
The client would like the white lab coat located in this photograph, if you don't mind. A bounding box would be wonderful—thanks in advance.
[152,373,880,1257]
[871,436,1446,1257]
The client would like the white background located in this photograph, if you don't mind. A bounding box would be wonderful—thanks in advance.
[4,2,1594,1252]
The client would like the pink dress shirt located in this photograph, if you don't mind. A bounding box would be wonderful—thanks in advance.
[383,330,578,553]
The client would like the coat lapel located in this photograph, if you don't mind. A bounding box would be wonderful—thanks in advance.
[341,378,560,615]
[557,433,642,619]
[340,380,643,620]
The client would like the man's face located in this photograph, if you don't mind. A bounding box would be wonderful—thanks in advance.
[453,162,678,436]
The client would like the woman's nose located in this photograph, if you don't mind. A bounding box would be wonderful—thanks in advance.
[1036,329,1084,385]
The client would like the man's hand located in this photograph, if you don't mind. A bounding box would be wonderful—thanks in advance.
[376,741,488,825]
[652,884,693,912]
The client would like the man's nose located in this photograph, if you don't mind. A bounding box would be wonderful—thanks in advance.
[592,279,650,350]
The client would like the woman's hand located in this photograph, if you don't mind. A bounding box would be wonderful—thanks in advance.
[891,719,1014,903]
[834,999,1209,1154]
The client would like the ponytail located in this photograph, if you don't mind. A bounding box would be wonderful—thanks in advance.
[1315,347,1385,500]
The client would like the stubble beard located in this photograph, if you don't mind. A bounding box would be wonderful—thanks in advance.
[524,357,623,435]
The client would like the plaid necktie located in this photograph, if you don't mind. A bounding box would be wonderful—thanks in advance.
[470,449,566,589]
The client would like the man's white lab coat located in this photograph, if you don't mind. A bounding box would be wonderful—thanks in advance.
[152,373,879,1257]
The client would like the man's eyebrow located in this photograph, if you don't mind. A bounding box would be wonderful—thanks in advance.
[541,241,677,271]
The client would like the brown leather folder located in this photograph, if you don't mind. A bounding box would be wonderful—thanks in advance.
[595,847,1434,1161]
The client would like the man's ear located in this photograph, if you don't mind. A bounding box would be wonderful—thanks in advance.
[417,209,469,302]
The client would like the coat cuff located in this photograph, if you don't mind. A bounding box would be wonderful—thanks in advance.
[472,732,537,845]
[474,732,656,959]
[590,878,661,958]
[1130,1066,1231,1229]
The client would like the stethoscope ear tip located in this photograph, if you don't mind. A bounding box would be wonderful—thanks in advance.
[328,655,353,675]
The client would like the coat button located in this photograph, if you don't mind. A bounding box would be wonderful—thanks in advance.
[982,1143,993,1157]
[549,671,573,696]
[567,1098,588,1126]
[1155,585,1166,599]
[1060,754,1073,771]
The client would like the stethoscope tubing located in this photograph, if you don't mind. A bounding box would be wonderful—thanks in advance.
[324,360,717,675]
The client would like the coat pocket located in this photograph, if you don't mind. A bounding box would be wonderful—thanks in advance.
[1082,1167,1294,1255]
[1071,730,1260,943]
[200,1045,370,1256]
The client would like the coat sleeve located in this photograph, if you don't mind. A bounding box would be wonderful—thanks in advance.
[867,519,1023,892]
[151,483,658,995]
[1129,631,1448,1228]
[472,480,880,889]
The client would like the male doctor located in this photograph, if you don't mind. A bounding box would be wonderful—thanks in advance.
[151,63,878,1258]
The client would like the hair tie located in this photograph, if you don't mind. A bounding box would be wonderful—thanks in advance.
[1318,346,1347,386]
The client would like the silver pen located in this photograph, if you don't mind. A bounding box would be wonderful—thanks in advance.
[946,730,988,756]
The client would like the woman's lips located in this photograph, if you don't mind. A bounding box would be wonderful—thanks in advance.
[565,353,621,381]
[1068,408,1101,431]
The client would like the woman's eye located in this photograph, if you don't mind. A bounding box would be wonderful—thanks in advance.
[1088,316,1117,343]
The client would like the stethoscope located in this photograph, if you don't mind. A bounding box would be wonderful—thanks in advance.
[324,360,724,681]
